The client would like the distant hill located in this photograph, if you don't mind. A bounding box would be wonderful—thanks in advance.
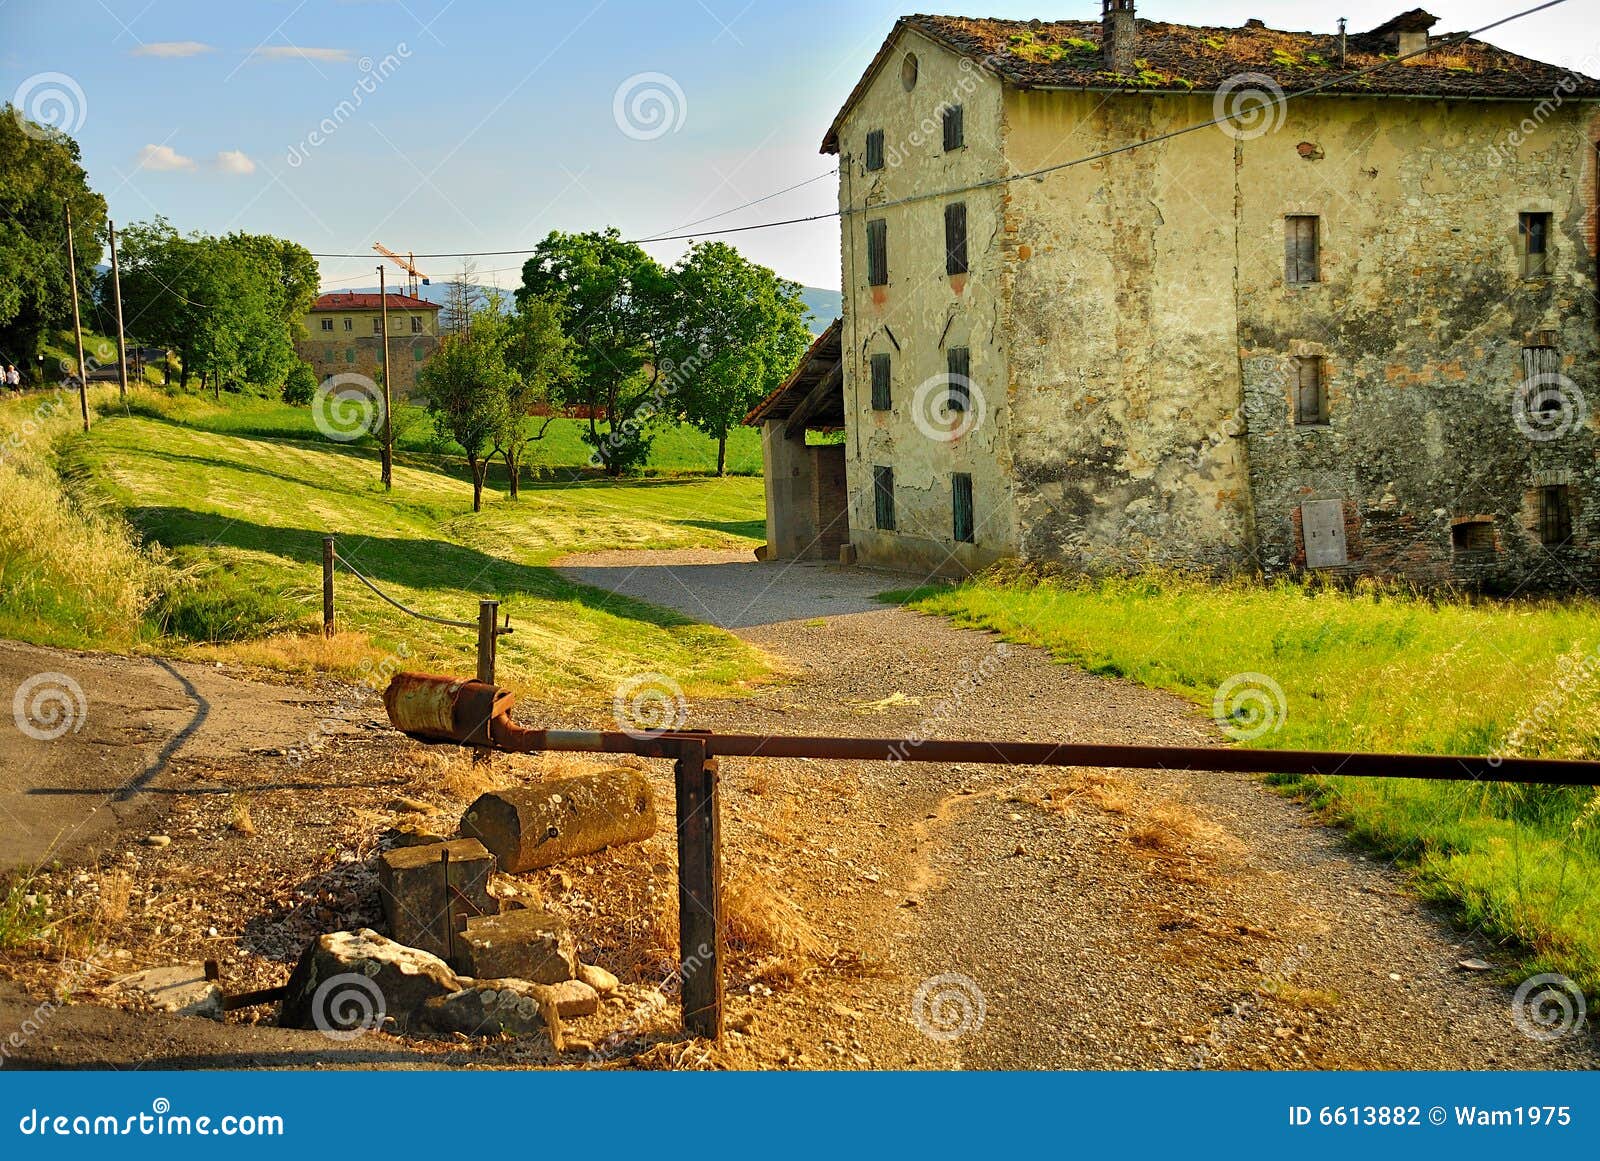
[799,287,841,332]
[322,282,843,332]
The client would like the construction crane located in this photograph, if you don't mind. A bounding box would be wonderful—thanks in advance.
[372,243,429,299]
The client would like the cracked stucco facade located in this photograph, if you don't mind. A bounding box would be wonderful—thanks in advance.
[836,31,1600,589]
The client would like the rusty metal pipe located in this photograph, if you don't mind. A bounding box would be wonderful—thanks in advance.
[382,673,1600,786]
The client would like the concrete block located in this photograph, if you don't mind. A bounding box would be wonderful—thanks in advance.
[377,838,495,960]
[456,909,577,985]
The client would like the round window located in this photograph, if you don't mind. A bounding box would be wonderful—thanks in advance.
[901,52,919,91]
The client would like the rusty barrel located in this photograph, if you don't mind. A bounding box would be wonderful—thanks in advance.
[384,673,513,747]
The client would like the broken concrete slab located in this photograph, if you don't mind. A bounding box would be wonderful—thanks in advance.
[377,838,495,960]
[114,964,223,1020]
[278,928,460,1035]
[456,910,577,984]
[460,770,657,873]
[548,978,599,1018]
[414,978,559,1039]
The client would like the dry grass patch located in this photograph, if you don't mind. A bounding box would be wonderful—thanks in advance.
[95,871,132,925]
[1259,977,1341,1011]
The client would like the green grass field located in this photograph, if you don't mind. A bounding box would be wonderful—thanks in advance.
[896,567,1600,993]
[123,392,764,477]
[1,388,771,702]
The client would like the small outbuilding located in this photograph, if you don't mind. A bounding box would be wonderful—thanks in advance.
[744,319,847,562]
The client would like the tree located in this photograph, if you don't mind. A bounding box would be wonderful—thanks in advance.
[440,259,486,339]
[665,242,813,475]
[0,106,107,380]
[117,221,310,396]
[497,293,574,498]
[418,318,511,512]
[516,228,669,475]
[282,361,318,405]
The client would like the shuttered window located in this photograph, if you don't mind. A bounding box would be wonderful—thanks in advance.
[870,353,891,410]
[865,129,885,172]
[942,104,964,151]
[1294,356,1326,426]
[1285,215,1320,284]
[945,202,969,275]
[1540,485,1573,545]
[947,346,971,413]
[873,465,896,531]
[866,218,888,286]
[952,473,975,543]
[1520,212,1551,277]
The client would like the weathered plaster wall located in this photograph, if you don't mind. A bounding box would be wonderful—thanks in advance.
[999,89,1257,574]
[1237,97,1600,592]
[837,29,1017,576]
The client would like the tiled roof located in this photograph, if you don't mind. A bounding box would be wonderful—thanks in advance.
[822,11,1600,152]
[310,292,440,311]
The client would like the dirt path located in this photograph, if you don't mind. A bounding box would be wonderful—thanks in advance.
[559,548,1599,1070]
[0,640,326,869]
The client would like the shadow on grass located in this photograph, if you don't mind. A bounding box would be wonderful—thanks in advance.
[125,505,705,632]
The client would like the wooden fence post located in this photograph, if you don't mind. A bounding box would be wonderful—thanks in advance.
[476,599,498,685]
[323,536,335,638]
[674,739,723,1041]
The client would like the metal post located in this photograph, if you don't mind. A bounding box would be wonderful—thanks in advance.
[108,219,129,401]
[476,600,499,684]
[322,536,335,638]
[674,739,723,1041]
[64,201,89,432]
[377,265,394,491]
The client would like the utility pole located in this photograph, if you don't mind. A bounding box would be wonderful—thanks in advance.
[108,219,129,401]
[63,201,89,432]
[377,265,394,490]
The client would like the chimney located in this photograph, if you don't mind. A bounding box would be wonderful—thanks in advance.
[1103,0,1137,74]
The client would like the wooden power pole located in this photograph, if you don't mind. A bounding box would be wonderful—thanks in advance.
[63,201,89,432]
[377,265,394,491]
[108,219,129,401]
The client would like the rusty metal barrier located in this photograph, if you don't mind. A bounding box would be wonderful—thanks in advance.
[382,671,1600,1041]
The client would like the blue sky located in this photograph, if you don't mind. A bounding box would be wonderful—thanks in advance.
[2,1,1590,292]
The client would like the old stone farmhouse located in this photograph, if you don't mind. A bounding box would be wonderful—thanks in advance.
[750,4,1600,592]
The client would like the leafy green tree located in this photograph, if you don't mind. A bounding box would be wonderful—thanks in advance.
[418,319,511,512]
[665,242,813,475]
[516,228,668,475]
[0,106,107,380]
[282,361,318,405]
[498,293,575,497]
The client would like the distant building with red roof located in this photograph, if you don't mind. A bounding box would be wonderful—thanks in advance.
[297,290,443,397]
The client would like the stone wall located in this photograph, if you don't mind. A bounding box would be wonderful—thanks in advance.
[1237,97,1600,593]
[998,88,1258,575]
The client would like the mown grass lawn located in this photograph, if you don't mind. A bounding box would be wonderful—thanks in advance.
[125,392,764,477]
[895,568,1600,994]
[1,387,771,704]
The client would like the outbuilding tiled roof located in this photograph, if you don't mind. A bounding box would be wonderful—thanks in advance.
[822,10,1600,152]
[310,292,439,311]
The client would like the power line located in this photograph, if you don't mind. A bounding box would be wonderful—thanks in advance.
[633,167,839,241]
[305,0,1570,260]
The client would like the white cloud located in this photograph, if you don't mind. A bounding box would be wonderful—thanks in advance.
[215,149,257,175]
[132,41,214,58]
[137,143,197,171]
[253,45,353,62]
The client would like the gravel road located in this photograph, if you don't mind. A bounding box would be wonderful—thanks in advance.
[559,548,1599,1070]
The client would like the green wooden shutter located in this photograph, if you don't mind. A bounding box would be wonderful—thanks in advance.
[870,354,891,410]
[952,473,975,543]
